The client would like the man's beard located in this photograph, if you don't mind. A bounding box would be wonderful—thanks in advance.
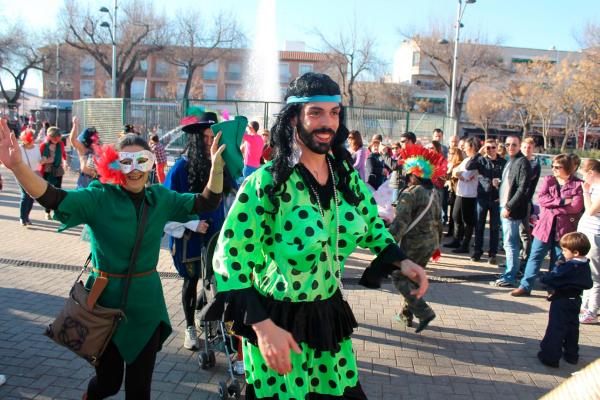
[296,121,336,155]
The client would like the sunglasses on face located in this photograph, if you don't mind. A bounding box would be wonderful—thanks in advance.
[487,146,497,150]
[506,143,519,147]
[552,165,564,170]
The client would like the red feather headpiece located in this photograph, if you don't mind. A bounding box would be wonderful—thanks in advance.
[93,144,126,186]
[398,143,447,188]
[20,130,34,145]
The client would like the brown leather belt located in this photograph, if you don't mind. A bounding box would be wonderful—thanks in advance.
[92,267,156,278]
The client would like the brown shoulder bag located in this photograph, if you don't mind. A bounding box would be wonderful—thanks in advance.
[44,201,148,366]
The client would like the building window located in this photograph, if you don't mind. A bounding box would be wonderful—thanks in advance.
[412,51,420,67]
[177,66,188,79]
[140,59,148,72]
[203,61,219,80]
[155,59,169,77]
[154,82,168,98]
[203,84,217,100]
[131,80,145,99]
[80,56,96,76]
[279,63,291,83]
[80,79,95,98]
[176,82,186,99]
[226,62,241,81]
[225,84,241,100]
[299,63,313,75]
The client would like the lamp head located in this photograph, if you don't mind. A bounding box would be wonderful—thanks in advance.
[100,21,110,28]
[465,0,476,3]
[99,6,109,12]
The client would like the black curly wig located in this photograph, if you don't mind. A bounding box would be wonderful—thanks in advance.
[266,72,363,212]
[186,128,213,194]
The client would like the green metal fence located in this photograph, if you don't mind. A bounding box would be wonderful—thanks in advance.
[73,98,455,148]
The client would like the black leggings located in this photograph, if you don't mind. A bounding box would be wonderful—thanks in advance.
[182,276,201,327]
[452,195,476,247]
[86,327,161,400]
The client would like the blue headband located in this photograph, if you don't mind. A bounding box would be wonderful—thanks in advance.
[286,95,342,104]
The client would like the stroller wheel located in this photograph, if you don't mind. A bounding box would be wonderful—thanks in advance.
[208,350,216,367]
[228,380,241,399]
[218,381,228,400]
[199,352,211,370]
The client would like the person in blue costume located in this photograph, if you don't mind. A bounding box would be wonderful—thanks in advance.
[164,111,233,350]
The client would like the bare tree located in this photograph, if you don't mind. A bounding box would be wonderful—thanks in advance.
[0,23,48,111]
[402,25,506,125]
[314,19,382,106]
[466,85,509,139]
[60,0,169,97]
[353,80,414,110]
[164,10,244,101]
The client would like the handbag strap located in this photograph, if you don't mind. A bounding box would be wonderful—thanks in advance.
[119,200,149,310]
[404,191,435,235]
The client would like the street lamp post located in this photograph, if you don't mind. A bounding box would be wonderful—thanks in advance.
[449,0,476,136]
[100,0,118,98]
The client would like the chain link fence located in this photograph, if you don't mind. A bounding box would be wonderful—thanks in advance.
[73,98,455,149]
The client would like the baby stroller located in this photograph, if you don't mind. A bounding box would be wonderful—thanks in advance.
[196,230,244,400]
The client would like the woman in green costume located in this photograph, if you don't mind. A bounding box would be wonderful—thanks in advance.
[202,73,429,400]
[0,121,225,400]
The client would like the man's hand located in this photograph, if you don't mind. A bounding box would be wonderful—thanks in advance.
[399,259,429,298]
[501,209,510,218]
[253,319,302,375]
[564,198,572,205]
[196,220,209,234]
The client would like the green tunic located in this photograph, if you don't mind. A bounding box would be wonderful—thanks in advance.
[53,181,197,363]
[213,162,396,399]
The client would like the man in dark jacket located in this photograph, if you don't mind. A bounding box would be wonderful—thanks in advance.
[465,138,506,263]
[491,135,533,287]
[519,137,542,263]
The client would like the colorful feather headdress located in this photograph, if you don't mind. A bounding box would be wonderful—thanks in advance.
[399,143,446,186]
[93,144,127,186]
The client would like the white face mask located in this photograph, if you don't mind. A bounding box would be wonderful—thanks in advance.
[118,150,155,174]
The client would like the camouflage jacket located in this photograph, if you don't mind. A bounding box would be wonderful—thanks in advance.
[388,185,443,266]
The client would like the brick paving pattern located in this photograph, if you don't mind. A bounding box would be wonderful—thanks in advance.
[0,166,599,399]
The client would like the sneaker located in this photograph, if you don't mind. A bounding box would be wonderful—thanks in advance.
[490,279,514,288]
[19,219,27,226]
[579,311,598,324]
[0,374,5,386]
[488,256,497,265]
[233,360,245,375]
[184,326,199,350]
[471,254,481,262]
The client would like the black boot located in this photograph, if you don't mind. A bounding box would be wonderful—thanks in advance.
[445,239,461,248]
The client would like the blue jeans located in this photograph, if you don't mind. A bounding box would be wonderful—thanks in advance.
[499,210,522,284]
[519,236,563,292]
[474,197,500,256]
[19,185,34,222]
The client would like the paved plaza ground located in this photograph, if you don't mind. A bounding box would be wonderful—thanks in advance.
[0,166,599,400]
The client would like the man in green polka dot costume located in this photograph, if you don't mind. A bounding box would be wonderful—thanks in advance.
[203,73,429,400]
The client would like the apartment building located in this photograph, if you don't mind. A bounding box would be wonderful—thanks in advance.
[42,44,333,102]
[392,39,580,115]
